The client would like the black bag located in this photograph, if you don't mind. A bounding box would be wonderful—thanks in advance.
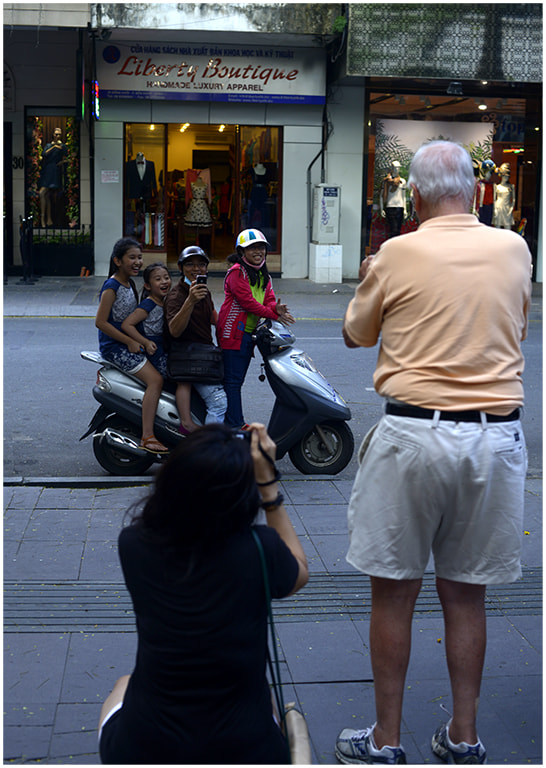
[167,342,224,384]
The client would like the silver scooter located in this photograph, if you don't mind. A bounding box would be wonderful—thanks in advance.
[80,320,353,476]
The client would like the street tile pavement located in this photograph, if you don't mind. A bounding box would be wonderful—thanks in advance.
[3,478,542,764]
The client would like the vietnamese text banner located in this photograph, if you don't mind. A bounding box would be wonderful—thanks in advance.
[98,42,326,104]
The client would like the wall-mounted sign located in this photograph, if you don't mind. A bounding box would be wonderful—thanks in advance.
[101,170,119,183]
[97,42,325,104]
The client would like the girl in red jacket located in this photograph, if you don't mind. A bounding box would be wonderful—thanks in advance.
[217,229,295,428]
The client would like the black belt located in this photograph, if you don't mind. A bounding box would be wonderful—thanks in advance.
[385,403,520,423]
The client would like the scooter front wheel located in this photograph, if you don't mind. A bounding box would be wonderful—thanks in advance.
[92,416,155,476]
[289,420,354,475]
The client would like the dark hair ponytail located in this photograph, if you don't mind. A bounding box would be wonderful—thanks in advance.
[130,424,260,552]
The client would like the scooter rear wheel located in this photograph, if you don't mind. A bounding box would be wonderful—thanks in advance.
[289,420,354,475]
[92,416,155,476]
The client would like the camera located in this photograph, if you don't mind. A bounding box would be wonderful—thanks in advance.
[232,428,251,443]
[195,275,207,285]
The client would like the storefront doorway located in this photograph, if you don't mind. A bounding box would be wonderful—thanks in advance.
[122,122,282,269]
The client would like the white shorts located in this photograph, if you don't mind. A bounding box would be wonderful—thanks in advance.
[346,414,527,584]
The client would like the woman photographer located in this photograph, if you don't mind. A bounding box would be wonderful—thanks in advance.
[98,423,308,764]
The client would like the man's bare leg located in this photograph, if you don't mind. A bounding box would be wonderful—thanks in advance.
[436,577,486,745]
[369,576,422,748]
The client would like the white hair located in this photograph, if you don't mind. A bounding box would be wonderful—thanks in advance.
[408,141,475,209]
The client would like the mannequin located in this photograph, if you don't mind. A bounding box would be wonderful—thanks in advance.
[38,127,68,227]
[379,160,407,238]
[184,177,212,226]
[249,163,268,227]
[474,159,496,225]
[126,152,157,200]
[493,163,515,230]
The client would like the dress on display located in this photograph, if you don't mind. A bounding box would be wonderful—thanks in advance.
[184,182,213,226]
[493,184,515,228]
[39,143,67,189]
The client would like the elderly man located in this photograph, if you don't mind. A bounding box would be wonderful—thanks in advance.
[336,141,531,765]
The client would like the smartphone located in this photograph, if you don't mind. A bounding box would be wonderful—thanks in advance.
[195,275,207,285]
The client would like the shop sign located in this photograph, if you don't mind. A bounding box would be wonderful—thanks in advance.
[97,42,325,104]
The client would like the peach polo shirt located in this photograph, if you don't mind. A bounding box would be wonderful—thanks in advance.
[344,214,532,415]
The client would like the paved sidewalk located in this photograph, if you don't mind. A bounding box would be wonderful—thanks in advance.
[3,474,542,764]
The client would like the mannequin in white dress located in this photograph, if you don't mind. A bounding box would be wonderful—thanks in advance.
[493,163,515,230]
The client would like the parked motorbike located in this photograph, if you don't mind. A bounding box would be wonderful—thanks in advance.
[80,319,354,476]
[80,350,197,475]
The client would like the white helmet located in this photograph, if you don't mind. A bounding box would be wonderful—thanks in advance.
[236,228,270,250]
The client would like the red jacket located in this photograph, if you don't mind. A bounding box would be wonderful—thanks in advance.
[217,264,278,350]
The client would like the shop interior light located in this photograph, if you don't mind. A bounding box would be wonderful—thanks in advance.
[477,100,487,110]
[179,123,190,132]
[218,124,226,132]
[149,124,155,131]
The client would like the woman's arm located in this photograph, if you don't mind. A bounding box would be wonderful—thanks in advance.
[228,269,279,320]
[95,288,143,353]
[249,423,309,595]
[263,284,295,326]
[121,307,156,355]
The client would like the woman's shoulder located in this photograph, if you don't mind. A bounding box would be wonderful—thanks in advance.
[226,263,249,283]
[118,522,150,555]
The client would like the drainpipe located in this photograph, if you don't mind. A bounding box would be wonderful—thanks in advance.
[307,104,330,273]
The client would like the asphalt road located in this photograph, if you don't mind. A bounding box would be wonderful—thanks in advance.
[3,313,542,479]
[4,294,542,478]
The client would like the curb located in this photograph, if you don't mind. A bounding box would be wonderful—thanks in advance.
[3,476,153,488]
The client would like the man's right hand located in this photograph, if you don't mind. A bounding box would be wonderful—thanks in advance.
[188,282,209,304]
[358,254,374,282]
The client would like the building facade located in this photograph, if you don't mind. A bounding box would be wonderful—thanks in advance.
[3,3,542,280]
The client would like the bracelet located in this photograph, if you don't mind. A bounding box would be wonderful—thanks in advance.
[261,492,284,511]
[256,468,282,486]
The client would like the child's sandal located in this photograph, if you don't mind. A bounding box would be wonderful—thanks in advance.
[140,436,169,454]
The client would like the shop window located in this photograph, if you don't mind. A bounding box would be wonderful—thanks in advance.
[364,85,539,269]
[123,122,282,264]
[239,126,281,252]
[25,114,80,228]
[124,123,166,250]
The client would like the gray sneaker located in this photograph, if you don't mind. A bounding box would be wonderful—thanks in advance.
[431,721,487,764]
[335,724,407,764]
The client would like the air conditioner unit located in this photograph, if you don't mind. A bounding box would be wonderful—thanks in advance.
[195,134,229,145]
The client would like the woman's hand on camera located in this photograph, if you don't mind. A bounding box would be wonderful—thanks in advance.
[248,423,277,486]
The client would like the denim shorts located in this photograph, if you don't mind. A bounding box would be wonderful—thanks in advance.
[346,413,527,584]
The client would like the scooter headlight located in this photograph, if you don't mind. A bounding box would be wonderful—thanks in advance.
[96,369,112,393]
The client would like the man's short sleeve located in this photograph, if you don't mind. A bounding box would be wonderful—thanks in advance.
[344,269,384,348]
